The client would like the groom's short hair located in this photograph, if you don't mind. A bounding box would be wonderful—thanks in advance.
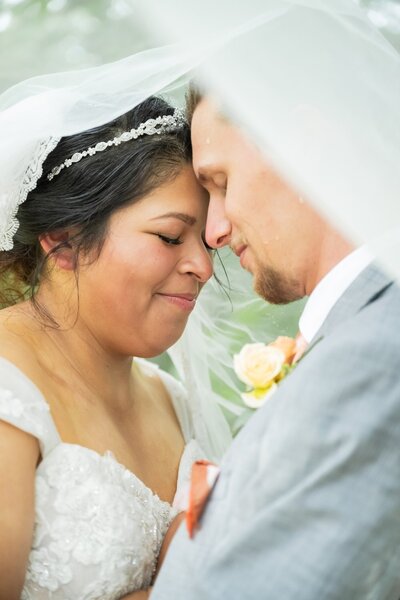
[186,82,231,127]
[186,81,204,123]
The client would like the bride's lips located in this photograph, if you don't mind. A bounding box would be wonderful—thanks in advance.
[156,292,197,311]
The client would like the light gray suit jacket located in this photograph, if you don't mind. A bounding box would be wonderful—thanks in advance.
[151,264,400,600]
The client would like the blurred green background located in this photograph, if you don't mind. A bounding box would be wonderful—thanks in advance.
[0,0,399,93]
[0,0,398,432]
[0,0,155,92]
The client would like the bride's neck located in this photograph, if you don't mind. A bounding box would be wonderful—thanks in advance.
[27,284,140,412]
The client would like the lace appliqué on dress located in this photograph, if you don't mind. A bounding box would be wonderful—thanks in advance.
[0,387,49,438]
[0,388,25,417]
[21,445,178,600]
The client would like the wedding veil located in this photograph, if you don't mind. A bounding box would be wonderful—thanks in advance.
[136,0,400,439]
[1,0,399,458]
[138,0,400,281]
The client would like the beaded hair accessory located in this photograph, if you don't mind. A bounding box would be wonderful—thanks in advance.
[0,107,186,252]
[47,108,186,181]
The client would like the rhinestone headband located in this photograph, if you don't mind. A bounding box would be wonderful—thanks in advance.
[47,108,187,181]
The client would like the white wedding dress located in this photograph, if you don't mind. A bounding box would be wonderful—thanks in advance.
[0,356,207,600]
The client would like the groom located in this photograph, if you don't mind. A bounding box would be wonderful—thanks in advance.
[149,91,400,599]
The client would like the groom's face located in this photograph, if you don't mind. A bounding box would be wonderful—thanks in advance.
[191,99,327,303]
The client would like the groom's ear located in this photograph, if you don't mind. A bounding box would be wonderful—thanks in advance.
[38,229,76,270]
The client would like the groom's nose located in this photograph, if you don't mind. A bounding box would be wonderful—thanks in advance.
[205,197,231,248]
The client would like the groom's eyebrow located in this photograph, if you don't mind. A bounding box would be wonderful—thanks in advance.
[151,212,197,225]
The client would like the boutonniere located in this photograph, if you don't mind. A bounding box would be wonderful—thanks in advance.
[233,335,308,409]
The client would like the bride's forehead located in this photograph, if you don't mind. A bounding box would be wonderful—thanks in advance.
[109,174,207,219]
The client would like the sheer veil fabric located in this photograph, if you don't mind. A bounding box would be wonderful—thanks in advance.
[136,0,400,437]
[137,0,400,282]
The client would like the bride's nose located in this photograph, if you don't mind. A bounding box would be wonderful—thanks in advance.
[179,243,214,283]
[205,196,231,249]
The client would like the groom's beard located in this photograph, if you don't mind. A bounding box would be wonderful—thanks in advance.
[254,262,301,305]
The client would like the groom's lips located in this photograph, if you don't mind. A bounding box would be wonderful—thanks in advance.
[233,244,246,257]
[233,244,248,267]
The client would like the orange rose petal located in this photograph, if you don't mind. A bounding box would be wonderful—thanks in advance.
[269,336,297,364]
[292,333,308,363]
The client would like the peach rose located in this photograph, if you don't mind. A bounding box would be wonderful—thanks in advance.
[233,343,285,389]
[268,336,297,364]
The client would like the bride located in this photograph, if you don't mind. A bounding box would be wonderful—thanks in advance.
[0,89,230,599]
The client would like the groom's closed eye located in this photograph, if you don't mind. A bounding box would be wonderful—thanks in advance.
[213,173,227,191]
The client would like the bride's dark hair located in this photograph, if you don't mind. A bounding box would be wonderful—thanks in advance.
[0,96,191,308]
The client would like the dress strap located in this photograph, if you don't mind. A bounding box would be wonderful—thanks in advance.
[0,357,60,457]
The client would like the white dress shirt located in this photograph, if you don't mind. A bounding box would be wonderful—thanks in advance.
[299,246,374,343]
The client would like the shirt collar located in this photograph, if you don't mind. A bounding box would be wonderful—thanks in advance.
[299,246,374,344]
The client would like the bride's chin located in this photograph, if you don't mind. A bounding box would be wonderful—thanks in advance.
[138,327,188,358]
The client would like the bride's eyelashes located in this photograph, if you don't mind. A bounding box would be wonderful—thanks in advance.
[156,233,213,253]
[157,234,183,246]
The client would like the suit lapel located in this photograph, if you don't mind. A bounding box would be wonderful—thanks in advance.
[312,263,394,343]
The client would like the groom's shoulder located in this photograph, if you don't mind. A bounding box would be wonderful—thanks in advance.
[347,272,400,333]
[338,273,400,344]
[304,276,400,378]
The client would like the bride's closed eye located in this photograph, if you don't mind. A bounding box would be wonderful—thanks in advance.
[157,234,183,246]
[156,233,213,252]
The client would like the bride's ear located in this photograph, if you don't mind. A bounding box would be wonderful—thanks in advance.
[38,229,76,270]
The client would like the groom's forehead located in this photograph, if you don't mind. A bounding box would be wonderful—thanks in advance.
[193,97,228,133]
[193,111,254,182]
